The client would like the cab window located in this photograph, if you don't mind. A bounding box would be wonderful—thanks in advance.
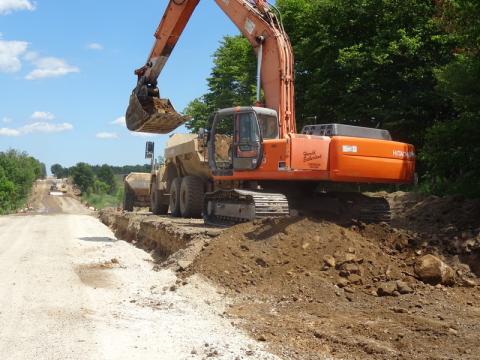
[258,114,279,139]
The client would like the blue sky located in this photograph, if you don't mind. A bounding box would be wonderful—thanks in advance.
[0,0,238,169]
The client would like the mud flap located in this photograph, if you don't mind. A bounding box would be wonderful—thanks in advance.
[126,93,190,134]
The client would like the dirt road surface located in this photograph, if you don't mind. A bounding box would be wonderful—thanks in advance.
[0,181,278,360]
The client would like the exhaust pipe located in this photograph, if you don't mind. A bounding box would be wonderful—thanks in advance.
[256,36,265,105]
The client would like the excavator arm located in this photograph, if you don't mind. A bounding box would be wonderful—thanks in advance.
[126,0,295,136]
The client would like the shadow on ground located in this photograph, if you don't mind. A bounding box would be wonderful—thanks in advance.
[78,237,118,243]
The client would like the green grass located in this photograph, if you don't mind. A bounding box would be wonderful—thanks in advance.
[82,192,122,209]
[81,176,125,210]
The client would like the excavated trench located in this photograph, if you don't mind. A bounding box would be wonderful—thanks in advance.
[99,209,221,260]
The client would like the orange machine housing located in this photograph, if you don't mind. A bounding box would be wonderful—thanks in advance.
[214,134,415,184]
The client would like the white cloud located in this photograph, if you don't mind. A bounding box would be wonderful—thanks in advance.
[87,43,103,51]
[20,121,73,134]
[131,132,158,138]
[110,116,126,126]
[96,132,118,139]
[0,127,20,136]
[31,111,55,121]
[0,121,73,137]
[0,0,36,15]
[23,50,37,61]
[0,39,28,72]
[26,56,79,80]
[0,37,78,80]
[2,117,13,123]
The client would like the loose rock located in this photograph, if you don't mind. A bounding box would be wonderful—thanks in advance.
[377,281,398,297]
[414,255,456,285]
[323,255,336,268]
[396,280,414,294]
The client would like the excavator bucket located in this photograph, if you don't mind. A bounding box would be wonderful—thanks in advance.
[126,92,190,134]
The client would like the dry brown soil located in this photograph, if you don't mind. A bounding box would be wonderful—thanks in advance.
[181,192,480,360]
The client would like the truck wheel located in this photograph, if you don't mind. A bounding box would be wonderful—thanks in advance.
[151,186,169,215]
[123,186,134,212]
[169,177,182,217]
[179,176,204,218]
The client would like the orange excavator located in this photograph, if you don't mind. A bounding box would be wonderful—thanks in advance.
[126,0,415,224]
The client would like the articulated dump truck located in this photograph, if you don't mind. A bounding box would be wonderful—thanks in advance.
[150,133,212,218]
[124,133,224,218]
[123,172,151,212]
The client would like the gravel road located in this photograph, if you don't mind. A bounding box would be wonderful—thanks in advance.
[0,181,278,360]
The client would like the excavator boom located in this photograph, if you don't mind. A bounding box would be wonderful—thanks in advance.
[126,0,295,136]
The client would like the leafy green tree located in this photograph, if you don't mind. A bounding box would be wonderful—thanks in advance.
[277,0,455,145]
[70,163,95,193]
[185,35,257,132]
[96,164,117,194]
[184,97,211,133]
[420,0,480,197]
[91,164,150,175]
[51,163,69,178]
[39,163,47,179]
[0,166,16,214]
[0,149,44,213]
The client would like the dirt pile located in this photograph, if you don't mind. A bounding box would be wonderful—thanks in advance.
[388,192,480,259]
[185,212,480,359]
[188,218,416,297]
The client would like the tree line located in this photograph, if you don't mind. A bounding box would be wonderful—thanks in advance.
[0,150,46,214]
[185,0,479,198]
[51,163,151,195]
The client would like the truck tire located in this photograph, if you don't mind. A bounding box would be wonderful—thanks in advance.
[169,177,182,217]
[123,185,134,212]
[151,186,169,215]
[179,176,204,218]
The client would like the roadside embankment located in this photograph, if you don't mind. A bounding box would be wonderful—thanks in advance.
[99,209,222,263]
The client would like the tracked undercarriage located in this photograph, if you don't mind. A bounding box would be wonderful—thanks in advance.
[203,188,391,226]
[204,189,290,226]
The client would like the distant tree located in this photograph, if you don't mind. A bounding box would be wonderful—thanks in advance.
[96,164,117,194]
[70,163,95,193]
[39,163,47,179]
[51,164,67,178]
[92,164,150,176]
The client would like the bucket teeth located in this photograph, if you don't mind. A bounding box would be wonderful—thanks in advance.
[126,93,190,134]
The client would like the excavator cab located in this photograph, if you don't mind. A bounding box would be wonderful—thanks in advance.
[208,107,277,176]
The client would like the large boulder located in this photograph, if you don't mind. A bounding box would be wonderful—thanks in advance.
[414,255,455,285]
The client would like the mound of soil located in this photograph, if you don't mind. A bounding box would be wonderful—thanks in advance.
[186,215,480,360]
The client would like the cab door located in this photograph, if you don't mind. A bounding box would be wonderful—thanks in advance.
[208,109,263,176]
[233,111,263,171]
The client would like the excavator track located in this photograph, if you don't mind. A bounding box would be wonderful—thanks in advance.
[204,189,290,226]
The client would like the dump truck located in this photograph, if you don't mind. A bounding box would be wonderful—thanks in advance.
[122,133,213,218]
[149,133,212,218]
[123,172,151,211]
